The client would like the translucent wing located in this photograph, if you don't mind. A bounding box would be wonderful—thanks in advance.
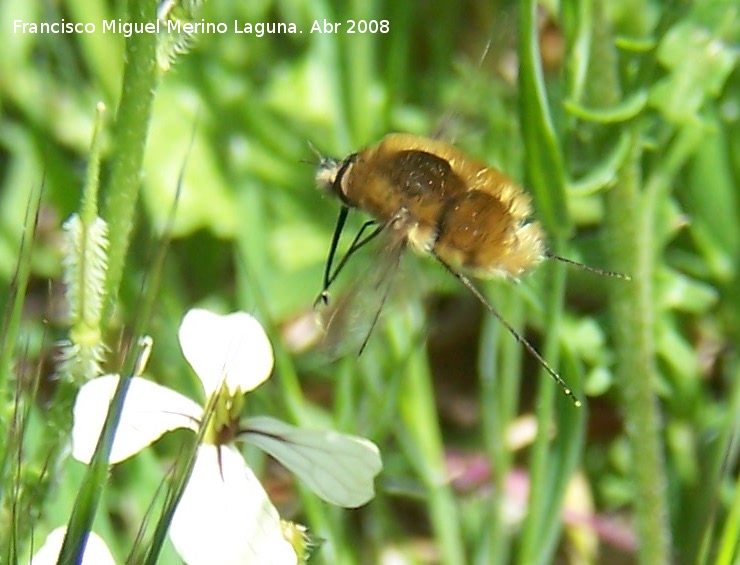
[315,224,408,358]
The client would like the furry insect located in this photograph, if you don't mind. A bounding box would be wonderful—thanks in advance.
[314,133,628,406]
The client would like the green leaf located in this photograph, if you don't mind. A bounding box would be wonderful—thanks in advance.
[564,89,648,124]
[649,20,736,124]
[569,130,632,196]
[518,0,570,235]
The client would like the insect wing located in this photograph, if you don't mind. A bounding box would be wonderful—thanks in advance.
[315,225,408,358]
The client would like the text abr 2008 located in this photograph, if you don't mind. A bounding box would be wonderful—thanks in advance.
[347,20,389,33]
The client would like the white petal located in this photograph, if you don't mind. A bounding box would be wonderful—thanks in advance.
[243,416,383,508]
[72,375,202,464]
[169,444,297,565]
[28,527,115,565]
[178,309,274,398]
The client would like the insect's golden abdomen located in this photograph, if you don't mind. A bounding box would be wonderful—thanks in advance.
[434,189,545,277]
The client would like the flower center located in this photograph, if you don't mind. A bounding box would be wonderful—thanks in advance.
[203,383,244,445]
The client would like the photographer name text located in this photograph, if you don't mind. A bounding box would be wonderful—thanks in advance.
[12,18,390,37]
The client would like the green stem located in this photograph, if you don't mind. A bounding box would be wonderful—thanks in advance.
[398,323,465,565]
[58,0,159,560]
[0,181,42,560]
[519,249,579,565]
[707,363,740,565]
[481,284,523,564]
[590,1,673,560]
[605,130,673,564]
[102,0,159,323]
[517,0,586,560]
[518,0,570,235]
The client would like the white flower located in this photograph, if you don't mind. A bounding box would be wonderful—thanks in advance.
[72,308,383,565]
[29,527,114,565]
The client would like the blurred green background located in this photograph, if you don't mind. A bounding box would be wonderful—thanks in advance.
[1,0,739,564]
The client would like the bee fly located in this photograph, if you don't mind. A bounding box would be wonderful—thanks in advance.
[313,133,629,406]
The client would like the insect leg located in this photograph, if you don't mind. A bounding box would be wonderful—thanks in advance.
[320,205,350,298]
[316,209,384,305]
[433,254,582,407]
[326,221,384,289]
[544,251,631,280]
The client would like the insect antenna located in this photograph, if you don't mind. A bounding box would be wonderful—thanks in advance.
[545,251,631,281]
[434,255,582,407]
[305,140,324,163]
[431,37,494,142]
